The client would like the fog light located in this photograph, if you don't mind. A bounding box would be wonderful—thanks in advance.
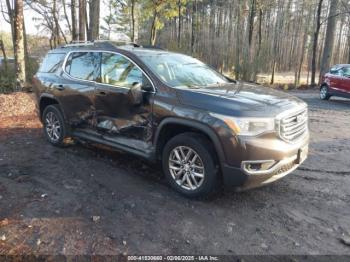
[247,163,262,171]
[243,160,276,173]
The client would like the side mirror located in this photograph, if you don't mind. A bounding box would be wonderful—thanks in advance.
[141,83,154,92]
[128,82,143,105]
[141,74,154,92]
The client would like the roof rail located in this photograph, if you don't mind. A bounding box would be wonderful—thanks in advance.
[95,40,141,47]
[60,40,142,49]
[61,41,95,48]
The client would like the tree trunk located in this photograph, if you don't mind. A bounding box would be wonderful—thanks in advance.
[333,16,344,64]
[78,0,86,41]
[88,0,100,41]
[23,22,30,81]
[319,0,339,82]
[71,0,78,40]
[0,39,8,71]
[311,0,323,86]
[234,1,241,80]
[62,0,72,35]
[14,0,26,91]
[190,0,197,54]
[52,0,60,46]
[248,0,256,47]
[58,23,68,43]
[348,33,350,64]
[270,59,276,85]
[5,0,15,53]
[131,0,137,42]
[177,0,181,48]
[150,12,158,45]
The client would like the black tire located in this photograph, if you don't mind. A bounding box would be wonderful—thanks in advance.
[162,132,220,198]
[320,85,331,100]
[42,104,69,147]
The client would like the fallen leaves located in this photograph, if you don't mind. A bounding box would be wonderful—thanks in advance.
[0,218,9,227]
[0,92,36,118]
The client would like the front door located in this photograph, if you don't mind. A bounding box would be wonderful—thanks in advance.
[341,67,350,94]
[94,52,155,154]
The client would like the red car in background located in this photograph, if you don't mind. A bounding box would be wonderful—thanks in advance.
[320,64,350,100]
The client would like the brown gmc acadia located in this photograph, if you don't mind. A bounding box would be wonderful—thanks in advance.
[32,41,309,198]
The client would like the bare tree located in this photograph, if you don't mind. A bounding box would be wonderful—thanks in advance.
[0,39,8,70]
[311,0,324,86]
[88,0,100,40]
[78,0,86,40]
[71,0,78,40]
[1,0,16,52]
[130,0,138,42]
[14,0,26,90]
[320,0,340,81]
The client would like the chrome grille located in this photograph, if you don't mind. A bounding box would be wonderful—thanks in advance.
[280,109,308,142]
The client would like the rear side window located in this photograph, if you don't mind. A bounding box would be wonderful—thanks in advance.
[39,53,65,73]
[65,52,99,81]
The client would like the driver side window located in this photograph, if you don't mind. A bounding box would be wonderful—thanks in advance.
[100,52,143,88]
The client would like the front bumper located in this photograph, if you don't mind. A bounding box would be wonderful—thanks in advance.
[221,135,309,190]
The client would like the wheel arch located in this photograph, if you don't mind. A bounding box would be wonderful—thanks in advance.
[320,82,329,89]
[154,117,226,165]
[39,94,64,121]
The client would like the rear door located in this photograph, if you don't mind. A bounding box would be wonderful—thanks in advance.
[34,52,66,100]
[61,51,99,127]
[93,51,155,153]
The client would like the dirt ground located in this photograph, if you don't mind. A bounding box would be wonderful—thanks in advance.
[0,90,349,256]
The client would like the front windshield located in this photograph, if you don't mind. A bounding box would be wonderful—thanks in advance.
[138,53,230,88]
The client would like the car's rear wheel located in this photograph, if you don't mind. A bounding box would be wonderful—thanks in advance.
[162,132,219,198]
[42,105,69,147]
[320,85,330,100]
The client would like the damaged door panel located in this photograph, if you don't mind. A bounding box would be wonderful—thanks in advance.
[60,51,100,127]
[94,51,155,152]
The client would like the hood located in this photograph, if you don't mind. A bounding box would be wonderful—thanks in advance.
[175,82,306,117]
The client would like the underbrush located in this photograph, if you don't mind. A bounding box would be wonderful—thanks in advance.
[0,68,16,93]
[0,57,39,93]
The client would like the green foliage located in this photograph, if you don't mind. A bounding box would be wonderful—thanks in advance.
[0,67,16,93]
[141,0,179,30]
[0,31,14,56]
[26,57,40,82]
[0,57,39,93]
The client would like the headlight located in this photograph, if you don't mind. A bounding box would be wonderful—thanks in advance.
[212,114,276,136]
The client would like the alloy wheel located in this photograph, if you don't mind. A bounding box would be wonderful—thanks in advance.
[45,111,61,142]
[320,86,327,99]
[168,146,205,190]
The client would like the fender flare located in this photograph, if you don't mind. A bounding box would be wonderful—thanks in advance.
[320,83,329,89]
[39,93,66,121]
[154,117,226,164]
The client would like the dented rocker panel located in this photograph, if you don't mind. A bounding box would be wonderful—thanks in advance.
[32,42,309,190]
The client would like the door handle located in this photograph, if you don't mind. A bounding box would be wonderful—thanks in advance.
[53,84,65,91]
[97,91,107,96]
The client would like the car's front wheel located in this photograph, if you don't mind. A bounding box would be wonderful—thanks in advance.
[320,85,330,100]
[42,105,69,147]
[162,132,219,198]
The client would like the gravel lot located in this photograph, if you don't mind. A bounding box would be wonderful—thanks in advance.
[0,90,349,256]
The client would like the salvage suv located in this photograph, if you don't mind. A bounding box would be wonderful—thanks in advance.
[33,41,309,197]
